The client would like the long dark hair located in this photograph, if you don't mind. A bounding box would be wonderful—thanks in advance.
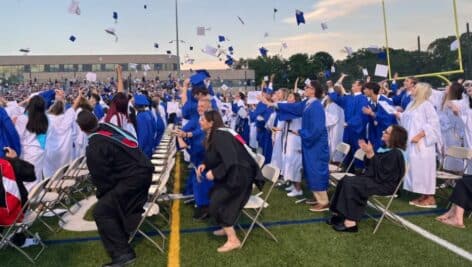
[388,125,408,151]
[26,95,48,134]
[104,92,129,126]
[203,110,225,149]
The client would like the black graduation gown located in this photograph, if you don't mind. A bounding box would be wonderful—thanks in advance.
[86,123,153,258]
[330,148,405,221]
[203,130,262,227]
[449,175,472,211]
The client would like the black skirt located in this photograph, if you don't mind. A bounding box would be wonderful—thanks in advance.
[450,175,472,211]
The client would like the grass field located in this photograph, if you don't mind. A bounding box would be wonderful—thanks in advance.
[1,153,471,267]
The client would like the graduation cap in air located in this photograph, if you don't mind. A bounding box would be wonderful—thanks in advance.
[295,10,305,25]
[202,45,218,57]
[237,16,245,25]
[166,50,172,55]
[225,55,234,67]
[377,50,387,60]
[228,46,234,55]
[19,48,30,54]
[259,47,268,57]
[105,28,118,42]
[218,35,227,42]
[450,39,459,51]
[264,32,269,38]
[189,46,194,51]
[324,70,332,78]
[344,46,353,56]
[197,26,211,36]
[154,43,159,48]
[113,11,118,23]
[144,4,147,9]
[321,22,328,31]
[68,1,81,15]
[68,35,76,42]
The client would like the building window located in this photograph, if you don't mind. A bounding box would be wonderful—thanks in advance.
[64,64,74,72]
[73,64,82,72]
[154,64,162,71]
[30,65,45,72]
[172,63,178,71]
[120,64,128,71]
[102,64,115,71]
[48,64,60,72]
[24,65,31,72]
[82,64,92,72]
[92,64,101,72]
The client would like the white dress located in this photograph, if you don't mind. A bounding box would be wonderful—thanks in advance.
[325,101,345,162]
[457,97,472,174]
[400,101,441,195]
[108,113,137,138]
[44,108,77,178]
[281,118,302,182]
[15,115,47,191]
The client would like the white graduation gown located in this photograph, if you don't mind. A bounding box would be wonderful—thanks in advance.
[15,114,47,191]
[249,121,258,149]
[268,112,285,172]
[325,101,345,162]
[71,108,88,159]
[400,101,441,195]
[44,108,77,178]
[281,118,302,182]
[108,113,137,138]
[437,100,465,171]
[458,98,472,174]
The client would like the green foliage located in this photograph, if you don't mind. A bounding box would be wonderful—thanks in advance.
[243,32,472,89]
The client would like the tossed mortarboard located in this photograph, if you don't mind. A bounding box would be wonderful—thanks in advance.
[450,39,459,51]
[273,8,278,21]
[344,46,353,56]
[321,22,328,31]
[264,32,269,38]
[166,50,172,55]
[19,48,30,53]
[105,28,118,42]
[69,35,76,42]
[68,1,81,15]
[154,43,159,48]
[202,45,218,57]
[324,70,331,78]
[228,46,234,55]
[225,55,234,67]
[331,66,336,73]
[259,47,268,57]
[144,4,147,9]
[296,10,305,25]
[237,16,245,25]
[134,94,149,106]
[218,35,227,42]
[377,51,387,60]
[113,11,118,23]
[143,64,151,71]
[197,26,206,36]
[189,46,194,51]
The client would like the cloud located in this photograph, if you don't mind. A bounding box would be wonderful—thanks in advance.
[283,0,384,24]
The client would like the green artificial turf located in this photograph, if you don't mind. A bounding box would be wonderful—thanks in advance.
[1,155,470,267]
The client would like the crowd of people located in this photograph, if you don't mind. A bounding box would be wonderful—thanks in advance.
[1,65,472,260]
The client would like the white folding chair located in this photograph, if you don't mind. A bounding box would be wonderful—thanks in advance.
[329,142,350,172]
[329,149,366,185]
[368,166,409,234]
[240,164,280,248]
[437,146,472,180]
[0,179,49,263]
[255,153,265,168]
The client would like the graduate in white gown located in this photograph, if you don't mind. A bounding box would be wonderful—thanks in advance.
[397,83,441,208]
[15,95,49,191]
[43,91,83,178]
[451,83,472,174]
[325,81,346,162]
[280,92,303,197]
[268,89,287,172]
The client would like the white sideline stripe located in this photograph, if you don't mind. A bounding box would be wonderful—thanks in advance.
[367,202,472,262]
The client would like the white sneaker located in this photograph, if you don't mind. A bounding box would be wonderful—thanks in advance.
[287,189,303,197]
[284,185,294,192]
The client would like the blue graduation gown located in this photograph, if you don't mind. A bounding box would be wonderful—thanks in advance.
[249,102,273,164]
[0,107,21,157]
[136,110,156,158]
[392,88,411,111]
[93,104,105,120]
[234,105,250,144]
[154,112,165,147]
[329,92,369,168]
[38,89,56,109]
[277,99,330,191]
[367,96,397,151]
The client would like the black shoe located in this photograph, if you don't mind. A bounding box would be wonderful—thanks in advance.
[102,252,136,267]
[332,223,358,233]
[326,215,344,226]
[193,206,209,220]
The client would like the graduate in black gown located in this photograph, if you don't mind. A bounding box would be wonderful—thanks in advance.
[196,110,263,253]
[76,110,153,267]
[436,175,472,229]
[329,125,407,232]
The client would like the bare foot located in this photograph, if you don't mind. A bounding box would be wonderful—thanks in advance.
[438,217,465,229]
[217,240,241,253]
[212,229,226,236]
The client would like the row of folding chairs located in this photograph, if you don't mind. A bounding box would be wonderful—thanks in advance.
[0,155,90,263]
[128,124,177,253]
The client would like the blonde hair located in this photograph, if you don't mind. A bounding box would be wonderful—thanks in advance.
[408,82,432,110]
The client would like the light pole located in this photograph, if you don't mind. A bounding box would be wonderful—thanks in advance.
[175,0,181,78]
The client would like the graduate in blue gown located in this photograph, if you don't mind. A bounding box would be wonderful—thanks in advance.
[134,95,156,158]
[177,95,214,219]
[90,93,105,120]
[328,80,369,170]
[362,82,397,151]
[263,80,330,212]
[249,88,273,164]
[0,107,21,158]
[391,76,417,111]
[233,93,250,144]
[151,98,166,147]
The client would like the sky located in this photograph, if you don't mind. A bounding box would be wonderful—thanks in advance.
[0,0,470,70]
